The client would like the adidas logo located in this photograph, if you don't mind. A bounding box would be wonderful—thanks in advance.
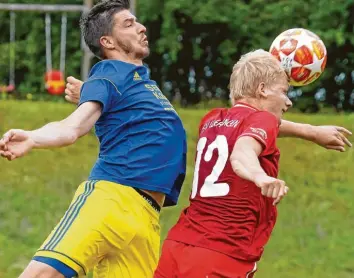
[133,71,142,81]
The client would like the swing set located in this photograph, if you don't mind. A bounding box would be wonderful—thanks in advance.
[0,3,93,95]
[1,11,16,93]
[44,12,68,95]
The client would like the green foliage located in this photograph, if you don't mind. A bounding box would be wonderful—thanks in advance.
[0,100,353,277]
[0,0,82,97]
[140,0,354,110]
[0,0,354,108]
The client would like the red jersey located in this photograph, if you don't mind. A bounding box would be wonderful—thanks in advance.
[167,102,280,262]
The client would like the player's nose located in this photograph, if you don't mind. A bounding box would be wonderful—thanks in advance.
[285,97,293,108]
[137,22,147,34]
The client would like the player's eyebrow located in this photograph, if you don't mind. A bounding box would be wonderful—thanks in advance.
[122,17,136,24]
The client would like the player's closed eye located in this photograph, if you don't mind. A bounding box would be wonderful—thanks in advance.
[124,18,134,27]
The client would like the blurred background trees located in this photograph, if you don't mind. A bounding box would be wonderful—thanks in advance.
[0,0,353,112]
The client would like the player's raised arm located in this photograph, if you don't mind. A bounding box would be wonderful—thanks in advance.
[230,136,288,205]
[279,120,352,151]
[0,101,102,161]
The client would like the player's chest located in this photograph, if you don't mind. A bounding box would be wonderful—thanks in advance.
[130,82,175,111]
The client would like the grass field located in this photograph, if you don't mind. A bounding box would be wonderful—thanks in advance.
[0,100,354,278]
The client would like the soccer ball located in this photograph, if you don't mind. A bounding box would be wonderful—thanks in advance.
[269,28,327,86]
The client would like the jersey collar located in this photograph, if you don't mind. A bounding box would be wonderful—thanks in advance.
[233,102,259,111]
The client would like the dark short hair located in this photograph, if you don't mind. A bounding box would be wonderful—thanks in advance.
[80,0,130,59]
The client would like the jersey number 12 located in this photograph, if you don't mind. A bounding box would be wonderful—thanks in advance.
[191,135,230,198]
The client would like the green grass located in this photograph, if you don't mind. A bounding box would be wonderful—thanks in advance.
[0,100,354,277]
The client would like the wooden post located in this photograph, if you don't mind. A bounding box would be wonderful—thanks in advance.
[81,0,94,81]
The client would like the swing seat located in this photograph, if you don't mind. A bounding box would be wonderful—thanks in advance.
[45,70,65,95]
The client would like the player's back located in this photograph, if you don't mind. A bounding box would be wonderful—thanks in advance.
[167,103,280,262]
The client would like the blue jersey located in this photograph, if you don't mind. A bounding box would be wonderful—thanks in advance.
[78,60,186,206]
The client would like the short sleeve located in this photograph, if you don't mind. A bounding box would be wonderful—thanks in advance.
[78,78,117,114]
[238,111,279,152]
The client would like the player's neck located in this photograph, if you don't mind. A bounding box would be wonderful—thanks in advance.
[234,98,262,110]
[106,52,143,66]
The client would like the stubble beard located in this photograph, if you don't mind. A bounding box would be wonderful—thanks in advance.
[117,38,150,60]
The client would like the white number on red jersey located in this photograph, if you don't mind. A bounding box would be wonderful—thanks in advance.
[191,135,230,198]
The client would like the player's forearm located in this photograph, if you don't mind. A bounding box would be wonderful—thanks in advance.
[279,120,315,140]
[28,122,79,148]
[230,149,268,183]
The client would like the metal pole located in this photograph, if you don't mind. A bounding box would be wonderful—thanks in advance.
[45,13,52,72]
[0,2,88,82]
[9,11,15,87]
[81,0,94,81]
[131,0,136,15]
[0,3,87,12]
[60,13,67,75]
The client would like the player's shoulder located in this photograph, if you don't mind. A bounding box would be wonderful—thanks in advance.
[88,60,136,81]
[198,108,228,133]
[246,110,279,126]
[231,103,278,125]
[201,108,228,122]
[85,60,139,93]
[90,60,116,74]
[239,111,280,142]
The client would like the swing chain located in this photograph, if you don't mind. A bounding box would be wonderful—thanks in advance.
[45,13,67,76]
[45,13,52,72]
[60,13,67,75]
[9,11,16,87]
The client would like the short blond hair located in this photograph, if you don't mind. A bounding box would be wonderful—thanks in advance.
[229,49,288,102]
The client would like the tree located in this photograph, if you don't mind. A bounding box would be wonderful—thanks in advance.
[141,0,354,111]
[1,0,353,111]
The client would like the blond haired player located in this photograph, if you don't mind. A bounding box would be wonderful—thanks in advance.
[154,50,351,278]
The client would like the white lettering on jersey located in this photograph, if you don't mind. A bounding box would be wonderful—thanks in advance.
[201,119,239,132]
[250,127,268,140]
[191,135,230,198]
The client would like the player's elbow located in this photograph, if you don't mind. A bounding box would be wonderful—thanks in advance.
[59,120,88,145]
[230,152,244,175]
[58,123,80,146]
[60,129,79,147]
[67,130,80,145]
[230,140,260,178]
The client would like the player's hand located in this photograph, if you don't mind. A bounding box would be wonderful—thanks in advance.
[254,174,289,205]
[311,125,352,152]
[0,129,35,161]
[65,76,83,105]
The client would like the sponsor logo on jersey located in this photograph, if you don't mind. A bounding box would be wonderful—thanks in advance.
[133,71,142,81]
[250,127,268,139]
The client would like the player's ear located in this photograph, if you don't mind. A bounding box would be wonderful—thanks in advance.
[257,82,267,99]
[100,36,115,51]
